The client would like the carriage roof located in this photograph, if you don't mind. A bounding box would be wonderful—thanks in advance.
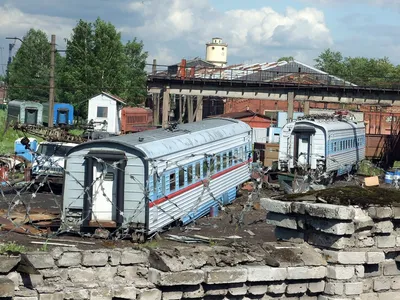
[283,118,365,133]
[68,118,251,159]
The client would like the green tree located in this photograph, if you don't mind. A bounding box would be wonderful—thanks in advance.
[8,29,51,102]
[277,56,294,62]
[314,48,345,77]
[122,39,148,105]
[61,18,148,113]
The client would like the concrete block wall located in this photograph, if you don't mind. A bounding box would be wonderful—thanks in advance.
[0,244,330,300]
[262,197,400,300]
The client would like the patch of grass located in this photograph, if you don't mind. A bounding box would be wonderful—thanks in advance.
[0,241,27,254]
[68,129,84,136]
[0,109,43,155]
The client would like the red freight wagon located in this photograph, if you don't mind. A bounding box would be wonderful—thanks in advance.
[121,107,156,134]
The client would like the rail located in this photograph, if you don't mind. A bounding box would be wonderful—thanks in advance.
[146,63,400,91]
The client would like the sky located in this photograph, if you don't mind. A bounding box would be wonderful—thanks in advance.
[0,0,400,75]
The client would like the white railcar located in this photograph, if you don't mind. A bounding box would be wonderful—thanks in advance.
[278,114,365,181]
[62,118,252,239]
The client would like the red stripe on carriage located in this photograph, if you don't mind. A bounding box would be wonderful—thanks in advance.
[149,159,252,208]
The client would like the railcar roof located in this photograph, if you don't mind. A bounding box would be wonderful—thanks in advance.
[287,118,365,131]
[70,118,251,159]
[8,100,43,107]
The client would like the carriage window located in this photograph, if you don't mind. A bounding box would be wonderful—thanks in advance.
[239,147,244,162]
[245,146,248,159]
[153,173,157,193]
[195,162,201,179]
[187,165,193,184]
[179,168,185,187]
[169,172,176,191]
[228,151,233,166]
[203,160,209,176]
[333,142,337,152]
[210,157,215,174]
[216,154,221,172]
[234,149,239,164]
[223,153,228,169]
[161,176,166,195]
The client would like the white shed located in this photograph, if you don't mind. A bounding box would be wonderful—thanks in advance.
[87,92,126,135]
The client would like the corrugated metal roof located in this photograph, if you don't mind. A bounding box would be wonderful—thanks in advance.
[69,118,251,159]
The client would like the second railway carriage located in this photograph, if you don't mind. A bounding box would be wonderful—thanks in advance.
[7,100,43,125]
[62,118,252,239]
[278,113,365,181]
[43,102,74,126]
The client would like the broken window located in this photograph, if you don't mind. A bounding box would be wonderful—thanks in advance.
[203,160,209,176]
[179,168,185,187]
[216,155,221,172]
[210,157,215,174]
[169,172,176,191]
[195,162,201,179]
[187,165,193,184]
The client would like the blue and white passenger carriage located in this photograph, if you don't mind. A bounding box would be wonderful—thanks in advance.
[62,118,252,239]
[278,111,366,182]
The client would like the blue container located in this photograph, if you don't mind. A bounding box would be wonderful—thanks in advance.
[385,172,394,184]
[14,138,38,163]
[210,204,219,217]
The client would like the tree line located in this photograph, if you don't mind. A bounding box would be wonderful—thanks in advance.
[5,18,148,114]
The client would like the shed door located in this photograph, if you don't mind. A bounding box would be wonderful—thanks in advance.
[92,162,117,220]
[297,134,310,166]
[25,108,38,125]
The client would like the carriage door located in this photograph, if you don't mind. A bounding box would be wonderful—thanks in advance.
[92,161,117,221]
[297,134,310,166]
[57,109,69,125]
[25,108,38,125]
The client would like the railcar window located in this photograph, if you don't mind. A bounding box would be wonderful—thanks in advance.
[187,165,193,184]
[333,142,337,152]
[195,162,201,179]
[210,157,215,174]
[216,155,221,172]
[162,176,166,195]
[223,153,228,169]
[239,147,244,162]
[228,151,233,166]
[179,168,185,187]
[153,173,157,193]
[169,173,176,191]
[234,149,239,164]
[203,160,209,176]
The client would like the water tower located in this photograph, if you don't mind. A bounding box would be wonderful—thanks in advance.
[206,37,228,67]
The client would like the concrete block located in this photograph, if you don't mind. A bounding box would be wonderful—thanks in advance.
[383,261,400,276]
[260,198,292,214]
[307,218,355,235]
[14,297,39,300]
[0,255,21,273]
[375,292,400,300]
[391,277,400,290]
[108,250,121,266]
[38,292,64,300]
[286,282,308,295]
[275,227,305,243]
[397,236,400,247]
[324,250,366,264]
[373,278,391,291]
[367,206,393,219]
[375,235,396,248]
[267,282,286,294]
[355,265,365,278]
[63,288,90,300]
[228,283,247,296]
[344,282,363,295]
[267,212,298,229]
[373,221,394,234]
[96,266,118,282]
[356,237,375,248]
[0,277,15,297]
[162,290,183,300]
[308,232,355,250]
[248,284,268,295]
[327,265,354,280]
[121,249,149,265]
[67,268,96,283]
[203,267,247,284]
[308,281,325,293]
[287,266,327,280]
[357,293,378,300]
[393,206,400,219]
[246,265,287,282]
[304,202,355,220]
[57,252,82,267]
[137,288,162,300]
[182,285,204,298]
[366,252,385,264]
[111,286,137,299]
[25,253,55,269]
[21,273,43,288]
[203,284,227,296]
[324,282,344,295]
[291,201,307,214]
[148,268,204,286]
[82,251,108,266]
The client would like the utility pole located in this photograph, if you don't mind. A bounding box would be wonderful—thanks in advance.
[48,34,56,128]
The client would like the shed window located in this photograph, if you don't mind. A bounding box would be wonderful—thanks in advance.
[97,106,108,118]
[169,173,176,191]
[179,168,185,187]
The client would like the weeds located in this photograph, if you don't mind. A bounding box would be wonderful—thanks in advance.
[0,241,27,254]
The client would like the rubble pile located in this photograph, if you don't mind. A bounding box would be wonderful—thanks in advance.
[262,196,400,299]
